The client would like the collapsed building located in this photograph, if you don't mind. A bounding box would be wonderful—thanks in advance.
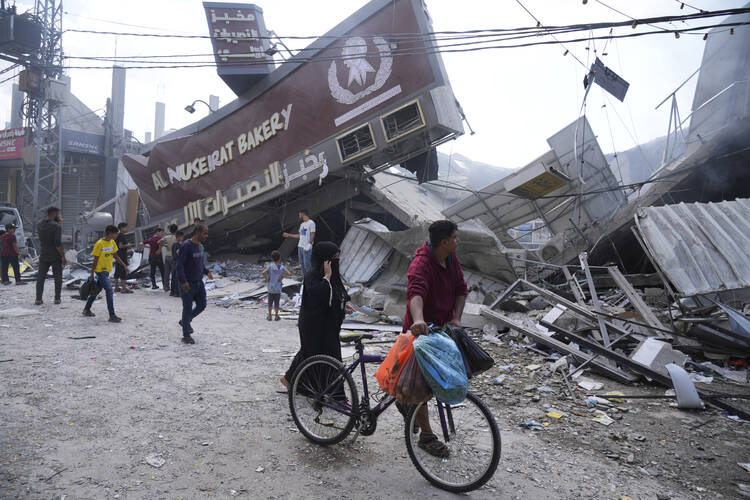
[119,0,466,255]
[112,1,750,414]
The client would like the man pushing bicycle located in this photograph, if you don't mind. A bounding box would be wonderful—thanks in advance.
[398,219,468,458]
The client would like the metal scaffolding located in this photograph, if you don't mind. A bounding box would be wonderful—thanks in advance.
[19,0,64,237]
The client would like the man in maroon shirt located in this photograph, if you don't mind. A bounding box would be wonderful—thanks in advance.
[400,219,468,457]
[1,224,26,286]
[142,227,166,290]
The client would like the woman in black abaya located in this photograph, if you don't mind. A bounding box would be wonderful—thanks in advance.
[280,241,350,392]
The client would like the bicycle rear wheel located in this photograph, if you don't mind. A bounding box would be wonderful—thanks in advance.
[288,355,359,445]
[404,392,501,493]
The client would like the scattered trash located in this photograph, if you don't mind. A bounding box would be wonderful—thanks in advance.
[577,378,604,391]
[255,466,265,473]
[603,391,626,402]
[537,386,556,394]
[546,410,564,419]
[519,419,545,431]
[145,454,165,468]
[739,462,750,473]
[593,412,615,426]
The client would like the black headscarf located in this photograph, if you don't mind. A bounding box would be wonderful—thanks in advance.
[305,241,349,310]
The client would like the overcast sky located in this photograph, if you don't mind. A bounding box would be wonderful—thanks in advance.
[0,0,744,169]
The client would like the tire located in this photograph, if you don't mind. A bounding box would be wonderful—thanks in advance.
[404,391,501,493]
[288,355,359,445]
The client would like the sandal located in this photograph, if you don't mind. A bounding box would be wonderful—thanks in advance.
[418,434,450,458]
[266,314,272,321]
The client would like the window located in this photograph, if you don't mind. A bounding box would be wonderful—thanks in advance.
[336,123,376,163]
[381,101,425,142]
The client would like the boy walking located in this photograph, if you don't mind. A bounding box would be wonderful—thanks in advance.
[113,222,133,293]
[83,225,129,322]
[262,250,290,321]
[174,224,213,344]
[1,224,26,285]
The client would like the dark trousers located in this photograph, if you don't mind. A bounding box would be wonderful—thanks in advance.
[149,256,166,288]
[36,258,62,301]
[85,271,115,317]
[1,255,21,283]
[164,256,173,291]
[180,280,206,337]
[170,265,179,294]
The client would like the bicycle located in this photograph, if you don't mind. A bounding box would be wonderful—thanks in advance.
[287,330,501,493]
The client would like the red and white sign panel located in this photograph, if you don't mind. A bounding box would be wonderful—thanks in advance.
[0,127,29,160]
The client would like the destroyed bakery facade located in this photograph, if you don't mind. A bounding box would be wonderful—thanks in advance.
[120,0,465,253]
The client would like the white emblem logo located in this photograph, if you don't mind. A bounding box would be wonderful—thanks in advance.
[328,36,392,105]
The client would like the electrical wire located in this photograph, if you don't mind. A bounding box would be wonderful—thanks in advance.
[674,0,707,14]
[513,0,588,69]
[61,8,750,41]
[46,19,750,72]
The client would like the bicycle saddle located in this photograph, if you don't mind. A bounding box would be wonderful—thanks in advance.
[339,332,374,343]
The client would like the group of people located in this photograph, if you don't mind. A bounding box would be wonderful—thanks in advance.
[28,208,212,344]
[28,206,469,458]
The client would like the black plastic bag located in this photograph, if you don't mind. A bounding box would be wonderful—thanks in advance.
[445,325,494,379]
[79,277,102,300]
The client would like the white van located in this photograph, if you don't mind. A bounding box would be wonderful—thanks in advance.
[0,205,28,256]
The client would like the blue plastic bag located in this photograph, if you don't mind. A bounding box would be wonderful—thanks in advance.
[413,331,468,404]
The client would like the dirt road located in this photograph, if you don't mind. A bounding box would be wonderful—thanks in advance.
[0,280,744,499]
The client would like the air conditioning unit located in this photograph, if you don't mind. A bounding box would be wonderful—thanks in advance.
[336,123,376,163]
[539,233,565,262]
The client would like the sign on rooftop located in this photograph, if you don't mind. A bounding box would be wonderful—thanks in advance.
[203,2,274,95]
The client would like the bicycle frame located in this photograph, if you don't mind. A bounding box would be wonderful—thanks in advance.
[314,339,457,443]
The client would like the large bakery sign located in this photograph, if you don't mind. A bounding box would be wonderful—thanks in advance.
[122,0,439,217]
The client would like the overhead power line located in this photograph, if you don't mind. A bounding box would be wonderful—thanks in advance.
[61,7,750,41]
[48,19,750,71]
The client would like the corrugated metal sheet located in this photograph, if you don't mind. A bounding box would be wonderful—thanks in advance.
[635,198,750,296]
[340,219,393,284]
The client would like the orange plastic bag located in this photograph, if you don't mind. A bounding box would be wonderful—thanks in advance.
[374,332,415,396]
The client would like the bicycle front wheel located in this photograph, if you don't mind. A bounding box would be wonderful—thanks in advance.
[288,355,359,445]
[404,392,501,493]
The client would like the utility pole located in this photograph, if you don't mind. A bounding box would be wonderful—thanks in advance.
[18,0,64,237]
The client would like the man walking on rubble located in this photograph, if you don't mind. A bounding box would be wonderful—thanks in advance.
[174,224,213,344]
[399,219,468,458]
[282,209,315,278]
[35,206,66,305]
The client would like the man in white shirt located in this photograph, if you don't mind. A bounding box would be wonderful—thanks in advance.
[282,209,316,277]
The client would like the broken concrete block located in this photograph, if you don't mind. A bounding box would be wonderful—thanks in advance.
[630,338,689,378]
[383,290,406,317]
[461,302,487,329]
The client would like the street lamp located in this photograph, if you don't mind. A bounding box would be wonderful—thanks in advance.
[184,99,213,114]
